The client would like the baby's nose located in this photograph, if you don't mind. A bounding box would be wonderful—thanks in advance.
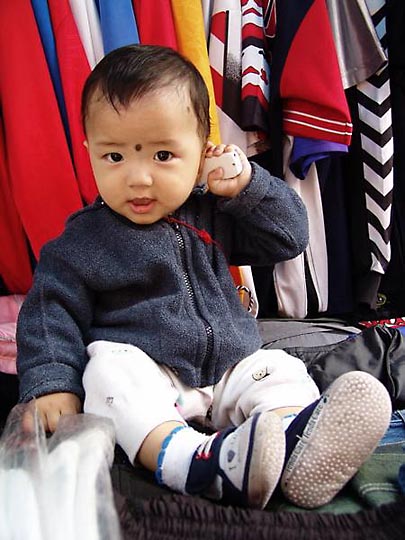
[126,166,153,187]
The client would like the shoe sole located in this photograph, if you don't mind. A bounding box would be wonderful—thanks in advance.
[247,411,285,509]
[280,371,392,509]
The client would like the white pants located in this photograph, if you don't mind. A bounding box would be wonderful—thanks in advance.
[83,341,320,462]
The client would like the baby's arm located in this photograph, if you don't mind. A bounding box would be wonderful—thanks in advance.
[30,392,81,433]
[208,143,309,267]
[204,143,252,199]
[17,238,93,406]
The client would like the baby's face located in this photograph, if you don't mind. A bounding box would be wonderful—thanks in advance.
[84,87,205,225]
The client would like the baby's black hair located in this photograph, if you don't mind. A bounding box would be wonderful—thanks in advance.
[81,44,211,140]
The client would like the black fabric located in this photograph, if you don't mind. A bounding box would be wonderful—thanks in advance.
[343,87,379,310]
[0,276,9,296]
[380,0,405,314]
[278,325,405,409]
[115,491,405,540]
[251,265,279,318]
[0,373,19,422]
[316,157,354,317]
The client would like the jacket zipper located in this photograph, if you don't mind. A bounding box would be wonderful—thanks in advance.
[171,221,214,363]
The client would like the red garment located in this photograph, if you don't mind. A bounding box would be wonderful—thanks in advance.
[132,0,178,48]
[280,0,352,145]
[48,0,98,204]
[0,122,32,293]
[0,0,83,259]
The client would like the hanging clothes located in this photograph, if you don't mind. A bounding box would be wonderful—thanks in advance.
[97,0,139,54]
[315,156,354,316]
[68,0,105,69]
[240,0,271,138]
[31,0,70,142]
[284,0,383,314]
[48,0,98,205]
[354,0,393,306]
[289,138,348,180]
[267,0,352,178]
[326,0,386,89]
[273,135,328,318]
[255,0,352,317]
[303,0,392,314]
[207,0,270,156]
[0,0,83,259]
[172,0,221,145]
[208,1,246,149]
[262,0,351,182]
[277,0,352,146]
[0,121,32,294]
[201,0,214,40]
[132,0,178,49]
[380,0,405,313]
[340,0,394,310]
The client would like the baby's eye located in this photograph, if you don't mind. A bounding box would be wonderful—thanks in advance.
[106,152,123,163]
[154,150,172,162]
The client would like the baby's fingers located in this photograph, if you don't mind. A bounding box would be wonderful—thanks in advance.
[21,401,48,434]
[204,143,228,158]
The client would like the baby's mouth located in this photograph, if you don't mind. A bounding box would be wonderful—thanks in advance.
[129,198,156,214]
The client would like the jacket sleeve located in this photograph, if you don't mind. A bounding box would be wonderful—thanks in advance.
[16,241,94,402]
[217,162,309,266]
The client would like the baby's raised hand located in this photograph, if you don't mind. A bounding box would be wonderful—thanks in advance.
[202,143,252,198]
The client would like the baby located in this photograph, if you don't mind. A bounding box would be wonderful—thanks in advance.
[17,44,391,510]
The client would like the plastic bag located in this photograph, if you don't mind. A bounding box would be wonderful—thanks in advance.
[0,402,121,540]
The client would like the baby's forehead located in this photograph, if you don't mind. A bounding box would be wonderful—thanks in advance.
[90,86,192,119]
[84,83,206,141]
[92,80,191,105]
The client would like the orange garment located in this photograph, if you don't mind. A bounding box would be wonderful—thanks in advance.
[170,0,221,145]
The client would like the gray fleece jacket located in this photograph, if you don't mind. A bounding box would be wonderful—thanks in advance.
[17,163,308,402]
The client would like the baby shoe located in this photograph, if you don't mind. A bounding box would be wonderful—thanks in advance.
[281,371,392,508]
[186,411,285,509]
